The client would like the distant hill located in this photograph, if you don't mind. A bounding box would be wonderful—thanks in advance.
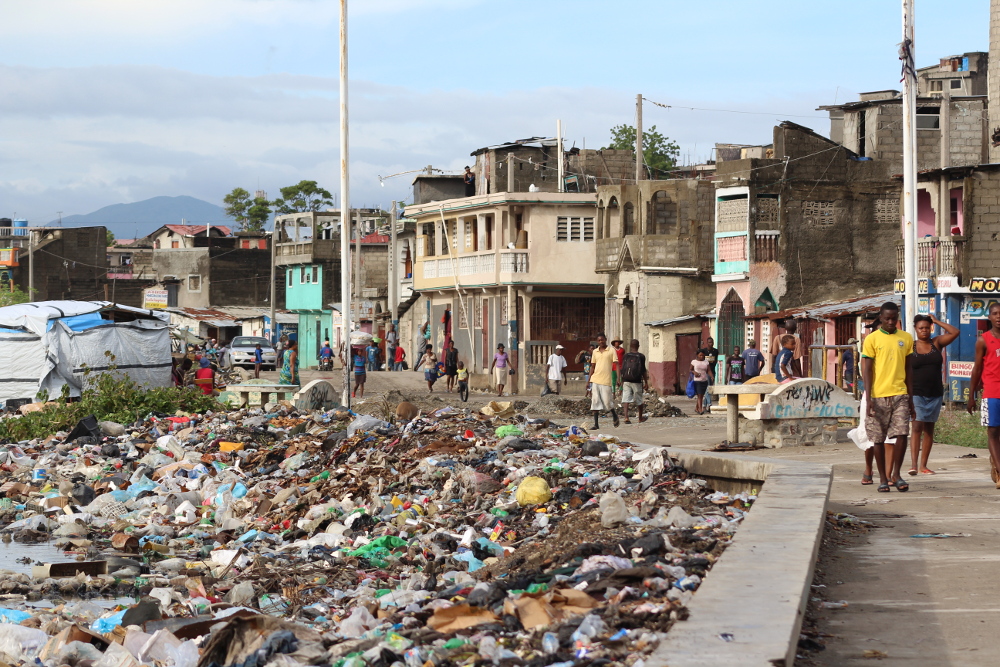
[55,196,230,238]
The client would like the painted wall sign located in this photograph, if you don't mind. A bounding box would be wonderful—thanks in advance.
[961,296,1000,323]
[894,278,929,294]
[968,278,1000,293]
[143,289,168,310]
[949,361,974,379]
[758,378,859,420]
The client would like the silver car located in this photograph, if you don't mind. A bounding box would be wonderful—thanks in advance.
[223,336,277,370]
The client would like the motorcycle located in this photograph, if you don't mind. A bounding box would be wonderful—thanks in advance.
[318,356,334,372]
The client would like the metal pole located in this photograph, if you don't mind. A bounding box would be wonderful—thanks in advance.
[269,221,276,345]
[635,93,643,183]
[354,210,361,314]
[28,229,34,299]
[939,90,951,238]
[389,201,398,321]
[902,0,917,330]
[557,119,564,193]
[339,0,352,408]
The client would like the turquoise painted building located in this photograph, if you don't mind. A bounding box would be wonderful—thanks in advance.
[286,264,332,366]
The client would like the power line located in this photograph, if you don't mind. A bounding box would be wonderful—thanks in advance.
[642,96,828,120]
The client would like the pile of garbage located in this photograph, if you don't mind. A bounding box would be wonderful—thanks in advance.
[532,395,685,419]
[0,394,754,667]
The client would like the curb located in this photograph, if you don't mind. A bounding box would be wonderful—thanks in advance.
[647,449,832,667]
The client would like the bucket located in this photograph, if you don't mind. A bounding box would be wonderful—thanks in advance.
[31,468,47,483]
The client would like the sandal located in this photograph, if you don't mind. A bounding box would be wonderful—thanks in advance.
[919,468,936,475]
[894,478,909,492]
[907,468,918,476]
[877,482,891,493]
[623,419,632,425]
[861,474,873,485]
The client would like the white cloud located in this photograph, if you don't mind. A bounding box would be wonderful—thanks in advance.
[0,62,827,222]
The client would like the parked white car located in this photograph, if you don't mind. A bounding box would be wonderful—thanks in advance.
[222,336,277,370]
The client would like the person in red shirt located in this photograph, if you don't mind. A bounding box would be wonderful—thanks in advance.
[394,344,406,371]
[611,339,625,393]
[194,357,216,395]
[967,302,1000,488]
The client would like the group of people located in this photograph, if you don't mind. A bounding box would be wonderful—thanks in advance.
[414,340,471,396]
[582,335,651,429]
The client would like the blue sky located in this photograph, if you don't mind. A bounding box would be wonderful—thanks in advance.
[0,0,989,224]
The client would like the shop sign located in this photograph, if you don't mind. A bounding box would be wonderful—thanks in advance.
[143,289,168,310]
[893,278,929,294]
[968,278,1000,293]
[961,296,1000,323]
[949,360,974,379]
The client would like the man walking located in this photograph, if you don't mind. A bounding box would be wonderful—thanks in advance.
[589,333,619,430]
[545,345,567,395]
[861,302,914,493]
[741,339,765,380]
[385,324,398,372]
[620,339,649,424]
[967,302,1000,488]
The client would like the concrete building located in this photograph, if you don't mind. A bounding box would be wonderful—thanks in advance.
[594,180,716,393]
[710,122,900,375]
[274,209,390,365]
[917,52,988,98]
[142,224,232,250]
[404,191,603,394]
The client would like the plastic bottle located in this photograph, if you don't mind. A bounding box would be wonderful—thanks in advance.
[542,632,559,654]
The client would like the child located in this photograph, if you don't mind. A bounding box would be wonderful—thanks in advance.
[253,344,263,379]
[774,335,797,382]
[456,361,469,400]
[352,347,366,398]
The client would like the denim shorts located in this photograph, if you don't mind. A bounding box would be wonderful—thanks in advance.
[912,395,943,423]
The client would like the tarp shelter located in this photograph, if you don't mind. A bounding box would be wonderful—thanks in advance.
[0,301,171,403]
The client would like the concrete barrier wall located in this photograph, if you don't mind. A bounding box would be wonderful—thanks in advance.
[648,450,832,667]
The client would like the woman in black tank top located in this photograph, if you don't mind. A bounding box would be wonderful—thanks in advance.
[909,313,959,475]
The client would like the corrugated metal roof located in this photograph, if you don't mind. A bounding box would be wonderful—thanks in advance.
[644,314,706,327]
[747,292,898,321]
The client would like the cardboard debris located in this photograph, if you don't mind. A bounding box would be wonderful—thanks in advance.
[506,589,601,630]
[426,604,500,632]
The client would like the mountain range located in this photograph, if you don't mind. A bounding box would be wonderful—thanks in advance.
[54,196,230,239]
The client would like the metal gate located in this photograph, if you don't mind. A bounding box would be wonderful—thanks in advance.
[717,290,746,374]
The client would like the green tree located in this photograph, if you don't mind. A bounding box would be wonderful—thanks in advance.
[106,229,116,246]
[272,180,334,215]
[602,124,680,178]
[224,187,272,233]
[0,284,33,308]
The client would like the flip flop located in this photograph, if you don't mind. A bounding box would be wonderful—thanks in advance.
[877,482,891,493]
[861,474,873,485]
[907,468,918,476]
[894,478,910,492]
[623,419,633,425]
[919,468,936,475]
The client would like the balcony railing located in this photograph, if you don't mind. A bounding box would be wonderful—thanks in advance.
[500,251,529,273]
[754,231,780,262]
[895,236,965,279]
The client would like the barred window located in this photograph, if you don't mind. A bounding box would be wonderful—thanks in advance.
[556,217,595,241]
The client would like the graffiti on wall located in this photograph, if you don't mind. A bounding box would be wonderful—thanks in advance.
[759,378,859,420]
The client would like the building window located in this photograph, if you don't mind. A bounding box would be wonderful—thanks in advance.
[500,294,509,325]
[474,298,483,329]
[717,195,749,233]
[171,240,179,249]
[755,195,780,227]
[556,217,596,241]
[188,275,201,292]
[950,78,962,90]
[875,198,900,224]
[803,200,836,226]
[458,298,469,329]
[930,80,943,92]
[300,266,308,284]
[717,236,747,262]
[287,269,293,287]
[916,106,940,130]
[312,266,319,283]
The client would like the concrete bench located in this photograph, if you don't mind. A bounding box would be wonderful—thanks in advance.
[711,378,859,447]
[226,383,298,407]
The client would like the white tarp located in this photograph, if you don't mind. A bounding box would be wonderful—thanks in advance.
[0,301,170,403]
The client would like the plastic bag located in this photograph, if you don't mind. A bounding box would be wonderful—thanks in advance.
[348,415,389,436]
[339,606,377,638]
[599,491,628,528]
[685,374,696,399]
[515,476,552,507]
[0,624,48,663]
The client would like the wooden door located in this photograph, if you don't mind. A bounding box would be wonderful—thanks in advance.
[676,333,701,393]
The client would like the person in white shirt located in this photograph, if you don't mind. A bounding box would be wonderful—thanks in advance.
[545,345,568,395]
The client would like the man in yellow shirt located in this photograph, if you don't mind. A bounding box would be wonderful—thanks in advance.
[861,302,915,493]
[589,333,619,430]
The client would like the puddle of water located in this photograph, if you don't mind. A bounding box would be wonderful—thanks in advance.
[0,540,81,575]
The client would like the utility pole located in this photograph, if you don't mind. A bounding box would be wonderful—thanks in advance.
[901,0,917,329]
[635,93,643,184]
[269,219,277,345]
[28,229,34,300]
[389,201,398,324]
[339,0,353,408]
[939,89,951,238]
[556,119,564,192]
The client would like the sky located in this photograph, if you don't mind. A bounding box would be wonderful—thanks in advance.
[0,0,990,226]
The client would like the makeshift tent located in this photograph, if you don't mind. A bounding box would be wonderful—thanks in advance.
[0,301,171,403]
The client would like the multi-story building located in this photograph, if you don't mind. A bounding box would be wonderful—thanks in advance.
[404,190,604,393]
[709,122,900,375]
[594,180,716,393]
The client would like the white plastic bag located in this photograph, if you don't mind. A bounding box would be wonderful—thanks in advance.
[599,491,628,528]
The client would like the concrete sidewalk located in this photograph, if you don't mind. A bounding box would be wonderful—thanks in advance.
[663,431,998,666]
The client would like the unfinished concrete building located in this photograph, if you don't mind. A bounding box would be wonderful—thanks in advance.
[710,122,901,374]
[594,180,716,393]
